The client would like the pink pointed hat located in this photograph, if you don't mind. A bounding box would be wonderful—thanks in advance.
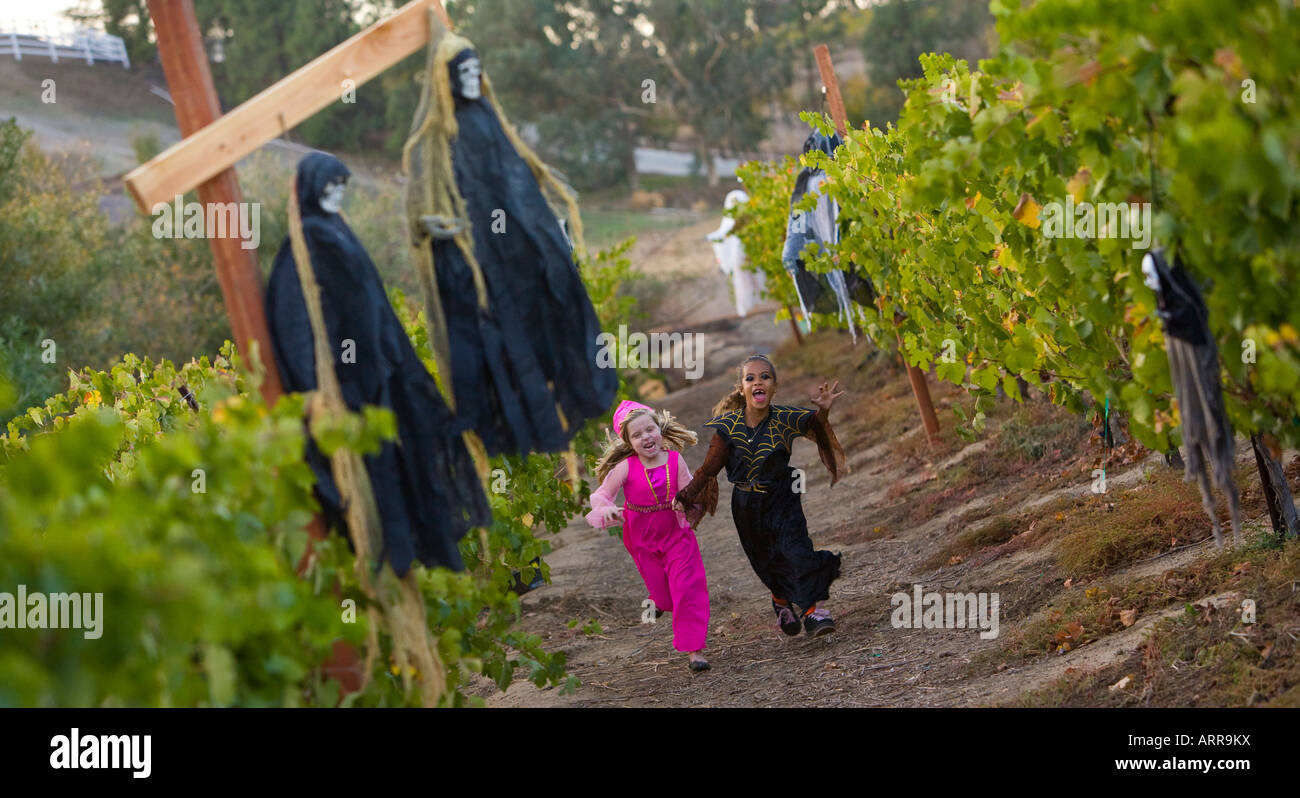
[612,399,654,436]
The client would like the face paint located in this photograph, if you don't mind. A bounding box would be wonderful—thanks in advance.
[320,179,346,214]
[742,359,776,411]
[457,57,482,100]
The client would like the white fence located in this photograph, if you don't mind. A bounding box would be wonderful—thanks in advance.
[635,147,741,178]
[0,19,129,68]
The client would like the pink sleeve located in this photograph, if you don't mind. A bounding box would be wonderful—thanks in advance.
[674,451,693,528]
[585,458,627,529]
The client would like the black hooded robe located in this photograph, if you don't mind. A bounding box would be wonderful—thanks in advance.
[265,152,491,575]
[428,49,617,457]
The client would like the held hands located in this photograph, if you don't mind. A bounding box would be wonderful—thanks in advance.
[810,379,844,413]
[601,506,624,526]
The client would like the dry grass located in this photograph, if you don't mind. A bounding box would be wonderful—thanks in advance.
[1013,537,1300,707]
[891,401,1094,536]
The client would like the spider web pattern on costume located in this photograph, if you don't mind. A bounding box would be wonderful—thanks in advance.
[705,406,813,482]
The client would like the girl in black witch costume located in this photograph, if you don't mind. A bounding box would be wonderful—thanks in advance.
[403,29,617,457]
[676,355,847,636]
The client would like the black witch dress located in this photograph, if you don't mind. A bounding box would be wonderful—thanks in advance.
[428,49,617,456]
[265,152,492,576]
[677,405,847,609]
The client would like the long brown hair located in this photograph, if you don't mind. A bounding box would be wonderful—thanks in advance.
[593,408,698,483]
[712,354,778,416]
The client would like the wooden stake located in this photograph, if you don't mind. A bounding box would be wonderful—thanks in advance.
[813,45,849,137]
[813,43,940,443]
[147,0,283,406]
[126,0,451,213]
[1251,432,1300,538]
[786,304,804,346]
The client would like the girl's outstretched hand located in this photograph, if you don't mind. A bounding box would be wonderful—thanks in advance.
[601,506,624,526]
[810,379,844,412]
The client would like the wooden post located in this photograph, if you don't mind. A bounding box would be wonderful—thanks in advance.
[1251,432,1300,538]
[146,0,283,406]
[814,43,941,444]
[785,304,804,346]
[812,46,848,138]
[144,0,364,697]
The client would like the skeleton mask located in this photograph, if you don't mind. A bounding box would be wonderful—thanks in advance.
[456,56,482,100]
[320,178,346,214]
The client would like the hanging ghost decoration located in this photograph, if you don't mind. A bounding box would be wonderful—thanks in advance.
[403,29,617,458]
[1142,248,1242,548]
[265,152,492,575]
[780,129,877,341]
[707,189,766,318]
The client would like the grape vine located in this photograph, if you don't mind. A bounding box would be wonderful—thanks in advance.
[735,0,1299,454]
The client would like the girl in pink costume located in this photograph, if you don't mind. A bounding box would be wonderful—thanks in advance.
[587,400,712,672]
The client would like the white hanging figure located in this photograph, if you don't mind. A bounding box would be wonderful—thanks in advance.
[707,189,766,317]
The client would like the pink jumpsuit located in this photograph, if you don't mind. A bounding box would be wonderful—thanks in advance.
[586,452,710,652]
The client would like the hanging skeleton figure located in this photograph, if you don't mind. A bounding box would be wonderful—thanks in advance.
[266,152,492,576]
[780,129,877,342]
[403,26,617,458]
[707,189,766,318]
[1142,249,1242,547]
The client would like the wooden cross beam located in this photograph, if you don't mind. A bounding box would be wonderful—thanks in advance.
[130,0,452,406]
[813,44,941,444]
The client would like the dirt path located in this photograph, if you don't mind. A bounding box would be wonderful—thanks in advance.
[461,224,1034,706]
[476,193,1273,709]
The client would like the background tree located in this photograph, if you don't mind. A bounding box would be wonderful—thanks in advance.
[858,0,994,126]
[639,0,798,186]
[195,0,396,151]
[75,0,861,189]
[456,0,661,192]
[66,0,156,65]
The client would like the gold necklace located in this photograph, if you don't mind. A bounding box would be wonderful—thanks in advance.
[643,455,670,503]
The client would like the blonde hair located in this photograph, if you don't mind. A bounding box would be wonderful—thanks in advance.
[593,408,698,483]
[712,355,778,416]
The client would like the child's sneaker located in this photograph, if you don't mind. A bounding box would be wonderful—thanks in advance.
[803,607,835,637]
[773,599,801,636]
